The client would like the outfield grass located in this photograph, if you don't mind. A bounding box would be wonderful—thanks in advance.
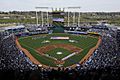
[18,33,98,67]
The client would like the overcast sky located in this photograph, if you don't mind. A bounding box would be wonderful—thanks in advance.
[0,0,120,12]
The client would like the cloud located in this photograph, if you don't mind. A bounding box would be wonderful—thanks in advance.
[0,0,120,12]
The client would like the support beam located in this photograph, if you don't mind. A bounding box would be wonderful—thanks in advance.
[67,11,70,27]
[41,11,44,27]
[78,12,80,27]
[47,11,49,27]
[36,10,38,26]
[73,12,75,26]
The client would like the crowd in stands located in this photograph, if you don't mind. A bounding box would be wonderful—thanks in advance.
[0,32,38,79]
[0,27,120,80]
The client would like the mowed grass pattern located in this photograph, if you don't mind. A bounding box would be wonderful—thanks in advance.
[18,33,98,67]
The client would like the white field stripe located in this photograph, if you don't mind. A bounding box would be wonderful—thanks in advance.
[61,52,77,61]
[44,54,57,60]
[61,40,97,61]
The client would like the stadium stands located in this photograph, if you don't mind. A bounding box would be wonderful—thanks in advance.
[0,25,120,80]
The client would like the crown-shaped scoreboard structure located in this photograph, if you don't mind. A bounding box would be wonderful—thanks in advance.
[35,7,81,28]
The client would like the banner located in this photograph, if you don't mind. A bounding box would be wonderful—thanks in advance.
[53,18,64,22]
[50,37,69,40]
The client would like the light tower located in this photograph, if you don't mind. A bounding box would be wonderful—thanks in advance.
[65,7,81,27]
[35,7,81,27]
[35,7,51,27]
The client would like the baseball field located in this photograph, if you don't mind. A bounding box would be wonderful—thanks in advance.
[17,33,99,67]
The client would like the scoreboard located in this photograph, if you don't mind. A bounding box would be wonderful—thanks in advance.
[51,9,65,33]
[52,11,65,26]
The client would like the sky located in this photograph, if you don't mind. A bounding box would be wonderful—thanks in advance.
[0,0,120,12]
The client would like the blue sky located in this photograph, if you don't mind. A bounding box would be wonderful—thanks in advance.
[0,0,120,12]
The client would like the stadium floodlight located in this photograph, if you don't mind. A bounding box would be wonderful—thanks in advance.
[35,7,49,9]
[35,7,51,27]
[67,7,81,9]
[65,7,81,27]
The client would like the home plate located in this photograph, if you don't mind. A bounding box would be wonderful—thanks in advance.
[38,64,42,67]
[56,52,62,55]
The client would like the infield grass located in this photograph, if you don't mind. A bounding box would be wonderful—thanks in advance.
[45,48,72,60]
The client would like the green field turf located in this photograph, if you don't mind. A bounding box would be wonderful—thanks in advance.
[18,33,98,67]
